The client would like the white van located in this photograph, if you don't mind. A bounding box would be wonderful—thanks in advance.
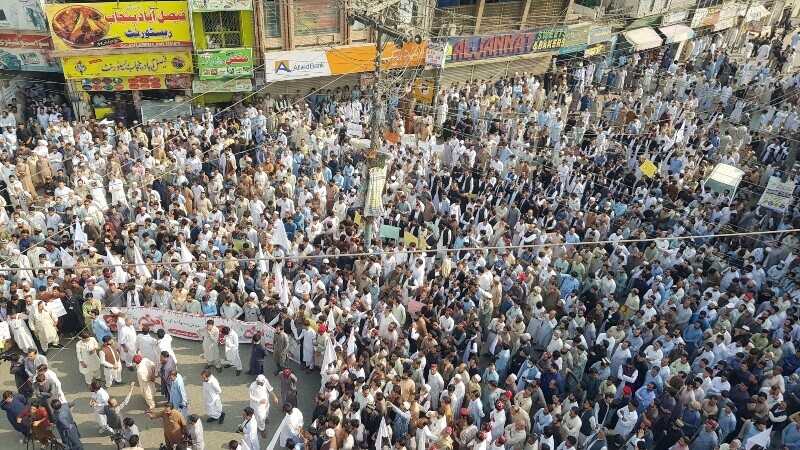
[704,163,744,198]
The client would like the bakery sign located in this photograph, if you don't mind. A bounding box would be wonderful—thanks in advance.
[443,26,566,63]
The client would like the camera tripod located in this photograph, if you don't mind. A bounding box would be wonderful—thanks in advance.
[24,435,66,450]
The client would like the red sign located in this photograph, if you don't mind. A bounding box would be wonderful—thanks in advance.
[0,32,53,49]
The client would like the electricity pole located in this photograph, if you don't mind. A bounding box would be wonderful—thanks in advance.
[348,1,425,248]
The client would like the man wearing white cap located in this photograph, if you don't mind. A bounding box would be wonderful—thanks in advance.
[249,374,279,439]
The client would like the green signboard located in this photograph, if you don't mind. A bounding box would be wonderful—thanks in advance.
[197,48,253,80]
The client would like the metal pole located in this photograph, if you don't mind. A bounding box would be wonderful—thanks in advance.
[363,30,384,249]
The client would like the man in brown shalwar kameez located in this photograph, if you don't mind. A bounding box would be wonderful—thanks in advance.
[147,404,188,450]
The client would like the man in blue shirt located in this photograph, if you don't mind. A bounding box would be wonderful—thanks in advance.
[783,415,800,450]
[51,399,84,450]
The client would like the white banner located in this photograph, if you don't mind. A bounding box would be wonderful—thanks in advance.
[103,307,300,361]
[758,177,795,212]
[346,123,364,138]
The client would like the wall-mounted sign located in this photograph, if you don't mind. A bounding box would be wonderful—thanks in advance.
[79,74,191,91]
[189,0,252,11]
[62,51,193,78]
[197,47,253,80]
[0,0,49,31]
[263,42,427,82]
[0,31,59,71]
[441,27,566,63]
[45,1,192,50]
[192,77,253,93]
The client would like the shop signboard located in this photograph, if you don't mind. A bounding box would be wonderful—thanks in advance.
[587,25,613,45]
[0,0,49,31]
[78,74,191,91]
[62,51,193,78]
[441,27,566,63]
[192,77,253,93]
[0,32,60,71]
[584,44,605,57]
[691,6,721,28]
[45,1,192,51]
[189,0,252,11]
[197,47,253,80]
[661,10,688,26]
[264,42,427,82]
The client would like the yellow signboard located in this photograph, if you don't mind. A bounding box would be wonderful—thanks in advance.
[46,2,192,51]
[62,51,193,78]
[412,79,434,103]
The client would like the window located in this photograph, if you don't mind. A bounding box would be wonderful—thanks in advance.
[263,0,281,38]
[202,11,242,48]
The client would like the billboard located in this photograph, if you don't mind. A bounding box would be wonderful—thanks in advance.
[46,1,192,50]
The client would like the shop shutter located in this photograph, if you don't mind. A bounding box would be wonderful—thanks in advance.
[506,54,553,77]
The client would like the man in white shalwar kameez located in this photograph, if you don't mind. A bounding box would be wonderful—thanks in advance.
[118,317,137,370]
[133,354,157,410]
[8,312,36,352]
[202,370,225,424]
[296,321,316,373]
[249,375,279,438]
[241,407,260,450]
[100,335,122,387]
[221,326,242,375]
[76,331,102,387]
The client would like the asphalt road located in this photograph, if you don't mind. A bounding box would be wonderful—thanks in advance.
[0,337,320,449]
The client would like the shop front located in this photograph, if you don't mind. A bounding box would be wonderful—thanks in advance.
[432,27,563,85]
[189,0,256,104]
[45,1,195,123]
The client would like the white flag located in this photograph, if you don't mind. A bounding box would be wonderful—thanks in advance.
[60,249,78,267]
[73,221,88,248]
[179,242,194,272]
[375,417,389,450]
[321,335,337,375]
[106,253,127,284]
[133,245,151,279]
[256,244,268,274]
[325,308,336,331]
[271,219,292,254]
[238,270,246,293]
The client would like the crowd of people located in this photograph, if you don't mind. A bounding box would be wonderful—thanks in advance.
[1,19,800,450]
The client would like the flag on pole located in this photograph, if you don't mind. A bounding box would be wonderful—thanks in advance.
[375,417,389,450]
[238,270,246,293]
[321,336,337,375]
[271,218,292,254]
[60,249,78,268]
[179,242,194,272]
[274,263,289,307]
[73,221,88,248]
[133,245,151,279]
[106,253,127,284]
[325,308,336,331]
[256,243,268,273]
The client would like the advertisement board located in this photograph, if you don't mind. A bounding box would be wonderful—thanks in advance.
[62,51,193,78]
[0,0,49,31]
[46,1,192,50]
[264,42,427,82]
[0,32,59,71]
[78,74,191,91]
[192,77,253,93]
[197,47,253,80]
[441,27,566,63]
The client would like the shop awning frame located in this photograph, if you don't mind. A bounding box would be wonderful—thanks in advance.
[623,27,664,51]
[658,24,696,44]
